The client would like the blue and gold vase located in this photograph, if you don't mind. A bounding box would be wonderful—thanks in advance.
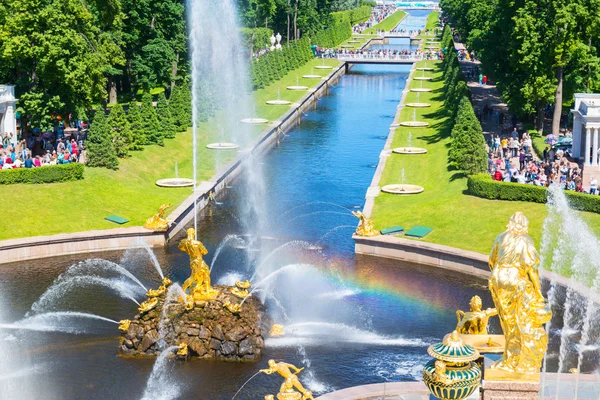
[423,330,482,400]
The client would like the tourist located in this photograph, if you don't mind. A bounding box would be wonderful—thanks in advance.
[33,155,41,167]
[479,73,483,85]
[24,155,34,168]
[493,168,502,181]
[590,176,598,195]
[13,157,23,168]
[483,75,487,85]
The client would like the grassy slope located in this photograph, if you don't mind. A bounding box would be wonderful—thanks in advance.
[363,10,407,34]
[3,58,341,240]
[370,59,600,255]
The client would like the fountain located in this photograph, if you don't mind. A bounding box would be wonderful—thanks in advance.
[118,228,268,360]
[399,107,430,128]
[206,126,240,150]
[286,77,308,91]
[314,59,332,70]
[241,118,269,124]
[413,68,432,81]
[302,68,321,79]
[267,88,292,105]
[381,168,424,194]
[393,131,428,154]
[156,162,195,187]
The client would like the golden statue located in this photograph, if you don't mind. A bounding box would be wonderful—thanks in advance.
[265,396,275,400]
[146,277,173,297]
[224,300,241,314]
[428,360,460,385]
[270,324,285,337]
[144,204,171,231]
[488,212,551,376]
[118,319,131,332]
[456,295,497,334]
[179,228,219,301]
[231,280,251,298]
[138,297,158,314]
[352,211,379,237]
[260,360,314,400]
[177,343,188,357]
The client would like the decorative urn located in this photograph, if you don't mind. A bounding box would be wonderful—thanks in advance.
[423,330,482,400]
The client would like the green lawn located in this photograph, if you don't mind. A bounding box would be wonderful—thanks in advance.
[337,34,378,50]
[363,10,407,34]
[2,58,341,240]
[370,59,600,255]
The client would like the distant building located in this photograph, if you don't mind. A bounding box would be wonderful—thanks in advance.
[571,93,600,187]
[0,85,18,148]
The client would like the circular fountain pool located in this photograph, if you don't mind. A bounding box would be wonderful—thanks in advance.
[381,184,425,194]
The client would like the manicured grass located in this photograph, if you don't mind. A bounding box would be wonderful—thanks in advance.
[424,11,439,31]
[363,10,407,34]
[1,58,341,240]
[338,34,378,50]
[370,59,600,255]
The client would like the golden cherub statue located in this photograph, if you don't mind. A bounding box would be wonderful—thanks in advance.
[260,360,314,400]
[429,360,460,385]
[146,277,173,297]
[270,324,285,337]
[456,295,497,335]
[118,319,131,332]
[352,211,379,237]
[177,343,188,358]
[488,212,551,376]
[179,228,219,301]
[144,204,171,231]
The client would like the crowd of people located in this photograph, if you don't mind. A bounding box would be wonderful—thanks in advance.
[352,5,398,33]
[0,125,87,171]
[486,128,586,193]
[316,46,443,61]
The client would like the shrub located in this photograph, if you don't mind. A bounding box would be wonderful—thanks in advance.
[449,97,487,174]
[107,104,134,157]
[467,174,600,214]
[0,163,84,185]
[140,93,163,146]
[87,110,119,169]
[156,92,176,139]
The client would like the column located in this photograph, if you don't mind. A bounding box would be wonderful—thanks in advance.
[4,103,17,148]
[594,127,599,166]
[585,127,592,165]
[572,114,582,158]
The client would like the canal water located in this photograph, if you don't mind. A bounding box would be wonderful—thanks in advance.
[0,10,496,400]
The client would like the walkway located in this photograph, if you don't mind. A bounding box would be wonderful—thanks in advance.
[337,54,424,64]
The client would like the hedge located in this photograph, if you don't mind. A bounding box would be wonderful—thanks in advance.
[467,174,600,214]
[0,163,85,185]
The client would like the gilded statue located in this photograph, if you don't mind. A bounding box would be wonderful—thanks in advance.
[138,297,158,314]
[260,360,314,400]
[224,300,241,314]
[179,228,219,301]
[177,343,189,357]
[456,295,497,335]
[146,277,173,297]
[429,360,460,385]
[144,204,171,231]
[270,324,285,337]
[231,280,251,298]
[352,211,379,237]
[118,319,131,332]
[488,212,551,376]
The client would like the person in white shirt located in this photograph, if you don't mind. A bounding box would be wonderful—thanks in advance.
[590,176,598,195]
[13,157,23,168]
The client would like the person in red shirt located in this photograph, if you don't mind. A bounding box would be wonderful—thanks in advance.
[493,168,503,181]
[483,75,488,85]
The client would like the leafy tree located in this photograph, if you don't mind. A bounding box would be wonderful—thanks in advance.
[87,110,119,169]
[140,93,163,145]
[156,92,176,138]
[107,103,134,157]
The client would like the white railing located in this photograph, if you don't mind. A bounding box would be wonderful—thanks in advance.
[379,32,420,38]
[337,53,424,62]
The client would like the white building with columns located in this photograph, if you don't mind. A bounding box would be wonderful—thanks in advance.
[571,93,600,187]
[0,85,18,148]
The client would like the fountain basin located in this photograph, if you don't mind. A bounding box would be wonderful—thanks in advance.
[411,88,433,92]
[341,45,354,49]
[399,121,430,127]
[206,143,240,150]
[393,147,428,154]
[416,67,434,71]
[314,65,333,70]
[425,46,439,50]
[414,77,432,81]
[381,184,424,195]
[302,75,322,79]
[406,103,432,108]
[427,41,440,44]
[348,40,361,43]
[155,178,195,188]
[241,118,269,124]
[266,100,292,105]
[118,285,266,361]
[286,85,309,90]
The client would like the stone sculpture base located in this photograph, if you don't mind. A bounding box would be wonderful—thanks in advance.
[118,284,267,362]
[482,379,540,400]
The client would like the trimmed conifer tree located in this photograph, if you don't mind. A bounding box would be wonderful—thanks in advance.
[86,110,119,169]
[140,93,163,146]
[156,92,176,139]
[127,102,144,150]
[107,104,134,157]
[449,96,488,174]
